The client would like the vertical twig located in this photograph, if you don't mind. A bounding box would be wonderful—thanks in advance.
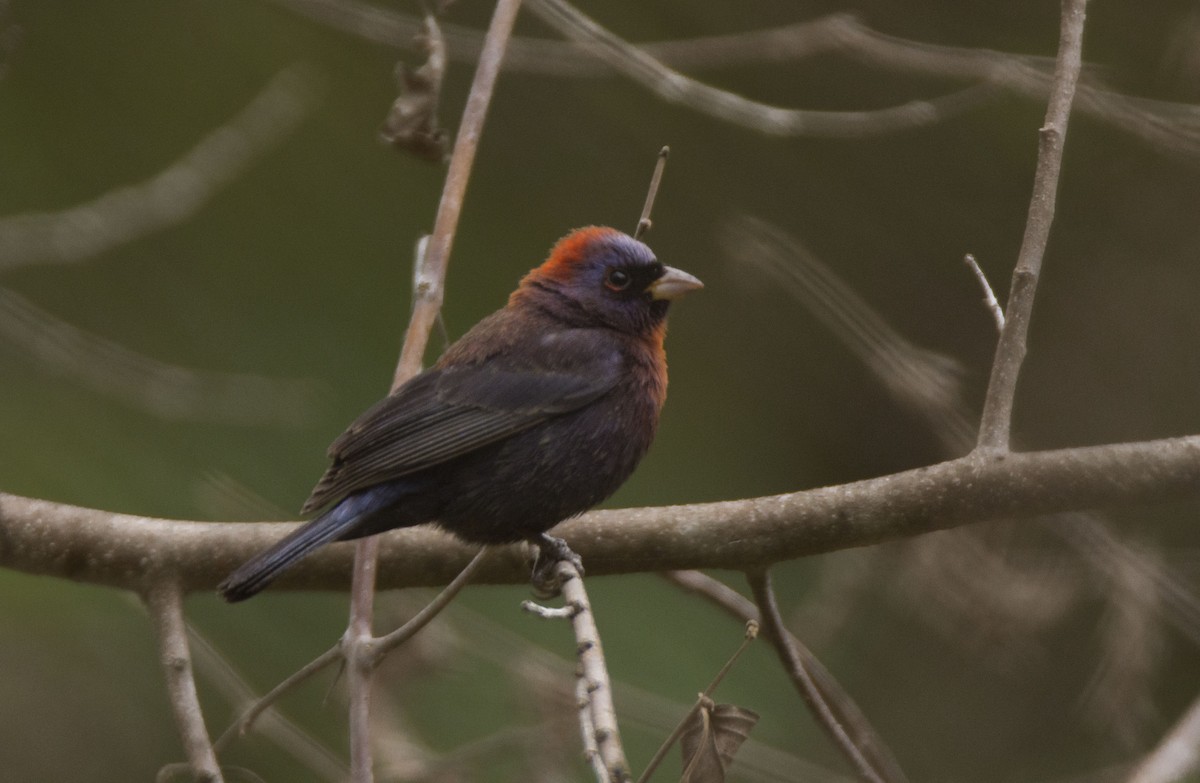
[145,581,224,783]
[576,674,610,783]
[560,561,629,782]
[344,0,525,780]
[346,542,379,782]
[976,0,1089,451]
[393,0,525,387]
[524,561,630,782]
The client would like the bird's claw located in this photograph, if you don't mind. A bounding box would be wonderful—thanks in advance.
[530,534,584,597]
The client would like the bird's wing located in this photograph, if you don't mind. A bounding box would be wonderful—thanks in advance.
[301,336,622,512]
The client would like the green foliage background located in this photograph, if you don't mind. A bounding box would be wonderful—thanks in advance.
[2,1,1199,780]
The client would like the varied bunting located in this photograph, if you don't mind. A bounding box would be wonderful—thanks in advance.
[218,227,701,601]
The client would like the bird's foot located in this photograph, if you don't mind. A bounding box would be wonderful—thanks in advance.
[530,533,584,597]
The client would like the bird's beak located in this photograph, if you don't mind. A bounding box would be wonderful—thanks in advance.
[649,266,704,301]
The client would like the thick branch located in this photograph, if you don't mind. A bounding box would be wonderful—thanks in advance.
[2,434,1197,592]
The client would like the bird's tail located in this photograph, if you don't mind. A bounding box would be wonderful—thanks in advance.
[218,483,410,602]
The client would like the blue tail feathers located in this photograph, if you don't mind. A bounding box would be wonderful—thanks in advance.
[218,482,414,602]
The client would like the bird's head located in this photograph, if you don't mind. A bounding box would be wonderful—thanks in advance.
[513,227,703,336]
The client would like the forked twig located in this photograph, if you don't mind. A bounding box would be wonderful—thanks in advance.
[346,0,525,778]
[976,0,1089,451]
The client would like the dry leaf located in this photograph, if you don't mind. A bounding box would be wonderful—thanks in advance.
[380,12,449,161]
[679,698,759,783]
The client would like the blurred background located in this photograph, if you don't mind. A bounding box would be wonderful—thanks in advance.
[2,0,1200,780]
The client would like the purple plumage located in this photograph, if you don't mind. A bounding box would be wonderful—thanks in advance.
[219,227,701,602]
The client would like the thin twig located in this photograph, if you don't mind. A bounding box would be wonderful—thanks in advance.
[635,621,758,783]
[525,561,630,782]
[392,0,524,386]
[976,0,1089,451]
[0,64,321,272]
[372,547,488,659]
[746,569,888,783]
[217,645,343,750]
[144,581,224,783]
[963,254,1005,333]
[0,285,322,427]
[186,627,346,780]
[345,0,525,778]
[664,570,907,783]
[268,0,1200,165]
[634,146,669,240]
[723,213,1200,675]
[525,0,998,138]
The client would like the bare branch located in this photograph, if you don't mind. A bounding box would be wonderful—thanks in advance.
[2,434,1196,590]
[524,0,999,138]
[267,0,1200,161]
[524,560,630,782]
[662,570,907,783]
[144,581,223,783]
[186,628,346,780]
[346,537,377,783]
[722,215,1200,662]
[345,0,525,777]
[575,672,610,783]
[216,645,344,751]
[977,0,1089,451]
[0,285,322,427]
[0,64,321,272]
[392,0,523,386]
[747,570,896,783]
[266,0,1051,80]
[371,546,488,658]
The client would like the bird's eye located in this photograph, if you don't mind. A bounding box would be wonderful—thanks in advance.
[604,268,632,292]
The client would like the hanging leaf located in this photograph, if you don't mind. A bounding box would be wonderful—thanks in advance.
[679,698,759,783]
[380,11,449,162]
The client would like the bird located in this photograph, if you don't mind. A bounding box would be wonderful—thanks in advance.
[218,226,701,602]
